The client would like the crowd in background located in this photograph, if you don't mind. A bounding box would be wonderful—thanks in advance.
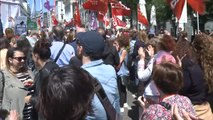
[0,25,213,120]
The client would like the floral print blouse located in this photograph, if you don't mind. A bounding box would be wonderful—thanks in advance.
[142,94,196,120]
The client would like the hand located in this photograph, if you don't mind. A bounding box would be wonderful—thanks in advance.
[172,104,203,120]
[146,45,154,58]
[137,96,149,109]
[176,54,186,67]
[138,47,145,60]
[23,79,33,87]
[8,110,19,120]
[25,95,32,104]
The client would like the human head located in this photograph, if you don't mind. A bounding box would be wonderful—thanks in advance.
[97,27,106,40]
[16,37,32,55]
[32,38,51,69]
[0,37,10,50]
[116,34,130,51]
[76,31,105,60]
[192,33,213,92]
[5,28,14,40]
[138,30,148,42]
[6,47,27,72]
[38,66,94,120]
[153,62,183,95]
[52,25,64,41]
[157,34,176,52]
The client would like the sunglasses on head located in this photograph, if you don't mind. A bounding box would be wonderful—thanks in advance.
[13,57,26,62]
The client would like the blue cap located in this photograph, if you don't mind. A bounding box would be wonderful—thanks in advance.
[76,31,105,54]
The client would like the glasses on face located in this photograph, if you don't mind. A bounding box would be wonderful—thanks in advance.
[13,57,26,62]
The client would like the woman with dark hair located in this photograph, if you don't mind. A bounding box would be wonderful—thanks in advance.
[24,38,59,120]
[114,34,131,112]
[1,47,34,119]
[139,62,196,120]
[37,66,94,120]
[0,37,10,69]
[16,37,34,69]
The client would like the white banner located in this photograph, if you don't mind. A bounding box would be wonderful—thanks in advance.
[1,3,20,33]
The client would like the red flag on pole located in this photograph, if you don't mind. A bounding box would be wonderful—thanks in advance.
[112,16,127,28]
[74,3,81,26]
[187,0,205,15]
[51,15,58,26]
[83,0,108,13]
[137,6,149,26]
[167,0,185,20]
[111,1,131,16]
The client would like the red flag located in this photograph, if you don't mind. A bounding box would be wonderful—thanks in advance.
[111,1,130,16]
[74,3,81,26]
[138,6,148,26]
[51,15,58,25]
[37,18,41,27]
[98,11,105,21]
[167,0,185,20]
[83,0,108,13]
[112,16,127,28]
[187,0,205,15]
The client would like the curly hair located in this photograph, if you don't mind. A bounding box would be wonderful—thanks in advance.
[192,33,213,92]
[158,34,176,52]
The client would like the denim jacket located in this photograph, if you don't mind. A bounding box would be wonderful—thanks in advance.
[82,59,120,120]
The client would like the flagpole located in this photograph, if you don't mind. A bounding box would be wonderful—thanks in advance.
[196,11,199,33]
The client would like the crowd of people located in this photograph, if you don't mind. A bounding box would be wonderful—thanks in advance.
[0,25,213,120]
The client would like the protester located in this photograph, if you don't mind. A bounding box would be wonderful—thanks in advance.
[24,38,59,120]
[137,34,176,104]
[76,31,120,119]
[191,33,213,117]
[1,47,34,119]
[0,37,10,69]
[173,35,213,120]
[114,34,131,112]
[97,27,120,68]
[138,62,196,119]
[50,25,75,67]
[37,66,94,120]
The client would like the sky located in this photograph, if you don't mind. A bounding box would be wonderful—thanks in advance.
[27,0,54,12]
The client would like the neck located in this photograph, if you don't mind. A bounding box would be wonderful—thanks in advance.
[160,92,176,102]
[9,66,19,73]
[82,56,91,65]
[37,59,49,70]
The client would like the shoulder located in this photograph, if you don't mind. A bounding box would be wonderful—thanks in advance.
[143,104,171,119]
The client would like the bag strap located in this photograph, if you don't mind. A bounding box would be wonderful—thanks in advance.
[92,76,122,120]
[54,43,66,63]
[0,70,5,108]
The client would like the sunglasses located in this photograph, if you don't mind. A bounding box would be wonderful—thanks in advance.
[13,57,26,62]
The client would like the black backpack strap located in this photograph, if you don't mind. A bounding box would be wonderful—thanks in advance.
[54,43,66,63]
[0,70,5,108]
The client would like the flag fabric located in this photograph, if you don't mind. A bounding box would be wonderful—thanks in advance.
[98,11,105,21]
[167,0,186,20]
[112,15,127,28]
[111,1,131,16]
[187,0,205,15]
[179,0,187,25]
[138,6,148,26]
[82,0,108,13]
[44,0,54,11]
[74,3,81,26]
[51,15,58,26]
[150,5,156,26]
[89,11,98,30]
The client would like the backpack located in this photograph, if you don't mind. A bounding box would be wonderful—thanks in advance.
[0,70,5,109]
